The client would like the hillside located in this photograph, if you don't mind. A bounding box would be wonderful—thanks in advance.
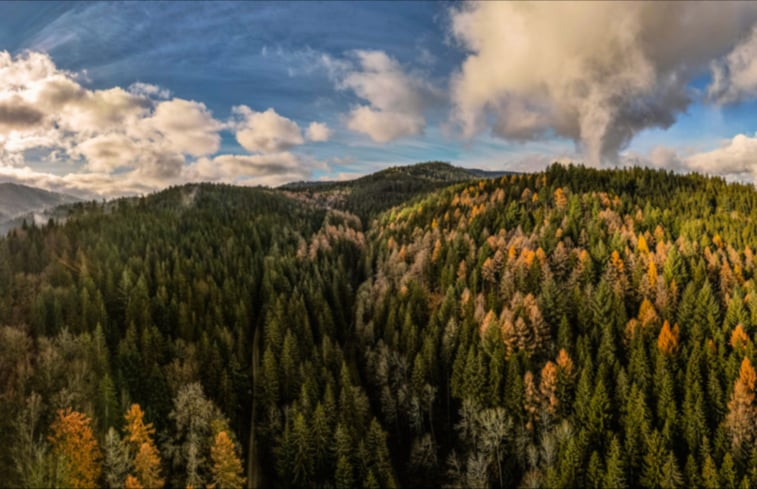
[282,161,514,219]
[3,164,757,488]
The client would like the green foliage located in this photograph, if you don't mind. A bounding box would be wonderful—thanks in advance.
[5,164,757,487]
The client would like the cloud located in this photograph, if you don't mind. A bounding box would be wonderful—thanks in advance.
[335,50,438,142]
[129,82,171,99]
[145,99,222,156]
[72,133,140,172]
[623,133,757,182]
[345,106,424,144]
[184,152,319,187]
[306,121,332,142]
[0,97,44,129]
[232,106,304,153]
[448,2,757,165]
[686,133,757,179]
[0,50,323,196]
[709,26,757,104]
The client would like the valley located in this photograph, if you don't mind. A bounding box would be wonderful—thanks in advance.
[2,163,757,488]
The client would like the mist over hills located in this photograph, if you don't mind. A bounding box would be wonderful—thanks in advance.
[0,182,79,219]
[0,183,80,234]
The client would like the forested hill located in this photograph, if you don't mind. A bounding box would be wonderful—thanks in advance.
[5,164,757,488]
[281,161,514,219]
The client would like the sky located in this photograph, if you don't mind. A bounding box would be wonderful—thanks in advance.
[3,2,757,196]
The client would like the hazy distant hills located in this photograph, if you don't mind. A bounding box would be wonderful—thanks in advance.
[0,182,80,232]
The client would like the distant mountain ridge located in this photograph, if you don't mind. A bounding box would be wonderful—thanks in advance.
[0,182,80,233]
[281,161,514,190]
[280,161,517,218]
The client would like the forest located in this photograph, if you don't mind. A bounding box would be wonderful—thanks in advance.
[3,162,757,488]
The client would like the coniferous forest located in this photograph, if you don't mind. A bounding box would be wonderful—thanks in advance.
[5,162,757,489]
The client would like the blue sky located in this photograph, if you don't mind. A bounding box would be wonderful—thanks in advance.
[1,2,757,195]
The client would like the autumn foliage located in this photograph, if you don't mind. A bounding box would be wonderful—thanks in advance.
[730,324,750,352]
[656,321,680,356]
[48,408,102,489]
[727,357,757,455]
[124,404,164,489]
[209,431,246,489]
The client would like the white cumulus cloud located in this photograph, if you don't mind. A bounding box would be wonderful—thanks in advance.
[336,50,438,143]
[306,121,332,142]
[623,133,757,182]
[232,106,304,153]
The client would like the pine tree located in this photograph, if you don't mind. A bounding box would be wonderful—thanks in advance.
[311,403,330,478]
[586,451,603,489]
[701,453,720,489]
[290,412,313,485]
[659,450,682,489]
[720,452,737,489]
[335,455,354,489]
[641,430,667,488]
[603,436,626,489]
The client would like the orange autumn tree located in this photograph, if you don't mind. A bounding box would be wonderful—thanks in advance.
[124,404,164,489]
[730,324,750,353]
[523,371,540,432]
[657,321,680,356]
[726,357,757,456]
[539,361,559,416]
[48,408,102,489]
[208,431,246,489]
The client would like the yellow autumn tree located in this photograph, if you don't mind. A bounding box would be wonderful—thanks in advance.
[554,187,567,209]
[209,431,245,489]
[431,239,443,263]
[124,404,164,489]
[647,260,658,290]
[726,357,757,456]
[637,235,649,254]
[657,321,680,356]
[638,298,660,330]
[48,408,102,489]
